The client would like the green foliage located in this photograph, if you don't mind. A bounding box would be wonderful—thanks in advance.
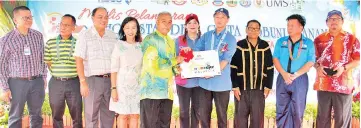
[264,102,276,118]
[227,103,235,119]
[211,105,217,119]
[41,94,52,116]
[0,112,8,126]
[304,103,317,121]
[352,101,360,118]
[172,106,180,119]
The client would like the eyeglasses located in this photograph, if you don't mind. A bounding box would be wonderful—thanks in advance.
[247,27,260,31]
[327,17,342,22]
[60,23,74,28]
[20,16,33,21]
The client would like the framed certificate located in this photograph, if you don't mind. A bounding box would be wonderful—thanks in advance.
[180,50,221,78]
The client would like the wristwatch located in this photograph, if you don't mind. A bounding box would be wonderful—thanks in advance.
[110,86,117,90]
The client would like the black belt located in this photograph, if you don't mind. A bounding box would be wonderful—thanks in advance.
[92,74,111,78]
[13,75,42,81]
[54,77,78,81]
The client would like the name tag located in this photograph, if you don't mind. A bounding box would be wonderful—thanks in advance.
[24,46,31,55]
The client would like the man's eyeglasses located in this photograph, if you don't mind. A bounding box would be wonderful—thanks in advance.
[20,16,33,21]
[60,23,74,28]
[247,27,260,32]
[327,18,342,22]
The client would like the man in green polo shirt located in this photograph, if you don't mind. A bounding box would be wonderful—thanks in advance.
[44,14,82,128]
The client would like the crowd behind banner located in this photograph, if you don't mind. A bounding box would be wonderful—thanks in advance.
[0,3,360,128]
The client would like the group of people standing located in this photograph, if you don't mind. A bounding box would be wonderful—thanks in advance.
[0,5,359,128]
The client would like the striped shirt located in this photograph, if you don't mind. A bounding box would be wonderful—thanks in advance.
[0,28,47,92]
[73,27,118,77]
[44,35,77,78]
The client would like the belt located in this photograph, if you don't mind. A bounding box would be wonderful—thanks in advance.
[13,75,41,81]
[92,74,111,78]
[54,77,78,81]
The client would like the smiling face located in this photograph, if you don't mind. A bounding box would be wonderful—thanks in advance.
[123,20,138,40]
[186,19,199,34]
[156,14,172,35]
[326,14,344,33]
[91,8,108,30]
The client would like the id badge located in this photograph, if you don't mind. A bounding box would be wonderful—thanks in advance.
[24,46,31,55]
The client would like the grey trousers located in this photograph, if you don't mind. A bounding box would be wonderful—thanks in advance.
[198,87,230,128]
[84,76,115,128]
[140,99,173,128]
[48,77,82,128]
[234,90,265,128]
[316,91,352,128]
[8,77,45,128]
[176,86,201,128]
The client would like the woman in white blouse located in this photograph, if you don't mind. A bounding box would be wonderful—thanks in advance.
[109,17,143,128]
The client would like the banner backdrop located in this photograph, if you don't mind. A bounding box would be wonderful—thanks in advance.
[22,0,361,103]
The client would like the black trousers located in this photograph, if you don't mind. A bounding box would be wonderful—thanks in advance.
[8,77,45,128]
[176,86,201,128]
[48,77,83,128]
[316,91,352,128]
[198,87,230,128]
[234,90,265,128]
[140,99,173,128]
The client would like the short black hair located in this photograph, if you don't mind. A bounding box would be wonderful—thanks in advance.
[62,14,76,25]
[286,14,306,27]
[91,7,107,17]
[12,6,30,15]
[118,17,142,42]
[246,19,261,28]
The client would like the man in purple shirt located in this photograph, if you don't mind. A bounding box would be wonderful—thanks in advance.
[0,6,47,128]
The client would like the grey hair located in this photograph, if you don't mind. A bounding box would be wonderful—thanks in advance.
[157,11,172,20]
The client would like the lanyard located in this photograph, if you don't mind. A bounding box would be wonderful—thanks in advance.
[56,36,75,62]
[287,39,303,60]
[211,30,228,51]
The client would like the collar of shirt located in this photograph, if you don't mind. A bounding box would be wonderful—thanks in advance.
[212,28,227,37]
[285,34,308,44]
[155,30,173,44]
[58,35,74,40]
[246,36,261,49]
[185,34,199,42]
[288,36,303,45]
[155,30,168,38]
[325,30,346,37]
[14,28,34,36]
[90,27,112,38]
